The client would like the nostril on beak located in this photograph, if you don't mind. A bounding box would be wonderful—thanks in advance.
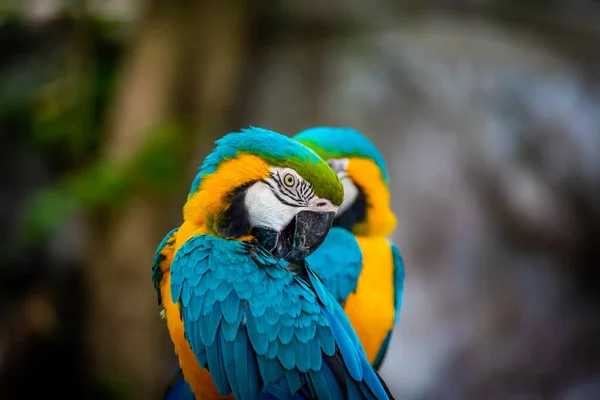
[316,201,328,208]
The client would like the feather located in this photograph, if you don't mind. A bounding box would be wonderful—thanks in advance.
[278,325,295,345]
[307,363,342,400]
[234,328,260,400]
[285,370,303,394]
[332,304,363,349]
[291,339,311,373]
[323,308,363,381]
[181,280,194,307]
[170,234,393,400]
[257,356,284,386]
[268,320,281,342]
[220,333,241,399]
[264,306,280,325]
[293,324,313,344]
[152,227,179,306]
[265,339,279,359]
[277,341,296,370]
[360,355,394,400]
[391,242,405,324]
[221,290,241,324]
[205,325,231,395]
[259,378,293,400]
[306,267,330,309]
[246,312,269,355]
[198,302,221,346]
[315,326,336,357]
[221,305,244,341]
[200,289,217,316]
[308,338,322,371]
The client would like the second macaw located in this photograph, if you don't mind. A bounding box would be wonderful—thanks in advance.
[293,127,405,371]
[153,127,395,399]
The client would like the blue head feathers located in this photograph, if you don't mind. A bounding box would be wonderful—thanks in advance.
[294,127,389,183]
[188,126,343,204]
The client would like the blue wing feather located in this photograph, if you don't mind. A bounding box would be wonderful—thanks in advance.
[170,234,393,399]
[221,333,241,399]
[152,227,179,306]
[304,227,363,305]
[259,379,293,400]
[205,325,231,394]
[390,242,405,324]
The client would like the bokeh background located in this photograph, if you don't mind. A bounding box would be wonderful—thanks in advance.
[1,1,600,399]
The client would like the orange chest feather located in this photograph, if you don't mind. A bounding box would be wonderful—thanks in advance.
[161,272,233,399]
[160,223,232,399]
[342,236,395,364]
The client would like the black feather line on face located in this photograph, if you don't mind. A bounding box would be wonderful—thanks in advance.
[333,183,367,231]
[274,172,305,203]
[216,182,254,238]
[280,184,303,203]
[299,180,313,202]
[264,180,303,208]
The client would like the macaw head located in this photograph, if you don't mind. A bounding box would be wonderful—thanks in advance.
[294,127,396,237]
[183,127,343,261]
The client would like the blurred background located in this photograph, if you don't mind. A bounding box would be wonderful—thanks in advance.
[1,0,600,399]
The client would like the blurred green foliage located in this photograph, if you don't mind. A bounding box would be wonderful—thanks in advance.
[21,121,187,244]
[0,15,187,246]
[0,10,193,397]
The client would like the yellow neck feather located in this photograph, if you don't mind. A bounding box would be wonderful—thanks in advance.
[182,154,271,236]
[346,158,396,237]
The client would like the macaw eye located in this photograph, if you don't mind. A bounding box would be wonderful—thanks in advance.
[283,173,296,187]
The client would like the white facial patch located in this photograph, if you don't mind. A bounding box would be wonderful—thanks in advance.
[327,158,349,174]
[339,177,359,215]
[244,181,298,232]
[244,167,339,232]
[327,158,358,216]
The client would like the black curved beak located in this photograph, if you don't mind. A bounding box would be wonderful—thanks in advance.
[253,210,335,262]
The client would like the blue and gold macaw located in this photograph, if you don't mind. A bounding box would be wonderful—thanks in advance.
[293,127,405,371]
[153,127,395,399]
